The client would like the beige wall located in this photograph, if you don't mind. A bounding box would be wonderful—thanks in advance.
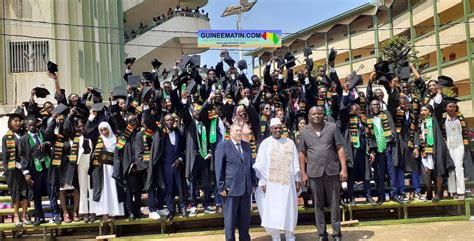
[1,0,124,110]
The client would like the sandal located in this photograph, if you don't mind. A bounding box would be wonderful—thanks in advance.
[63,213,72,223]
[73,213,81,222]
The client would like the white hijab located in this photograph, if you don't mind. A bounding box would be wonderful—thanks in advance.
[98,122,116,152]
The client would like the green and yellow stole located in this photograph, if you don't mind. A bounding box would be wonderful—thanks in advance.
[143,128,154,164]
[195,120,208,159]
[420,116,435,157]
[68,132,81,163]
[5,130,17,170]
[116,124,134,150]
[52,134,64,166]
[349,114,367,148]
[441,112,469,146]
[367,112,392,153]
[131,99,142,115]
[208,109,218,144]
[92,137,104,166]
[28,132,51,171]
[395,108,417,148]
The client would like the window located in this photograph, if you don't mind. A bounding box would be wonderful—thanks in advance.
[353,54,362,60]
[370,50,375,55]
[9,41,49,73]
[344,57,350,62]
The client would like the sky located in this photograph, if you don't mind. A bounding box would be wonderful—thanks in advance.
[200,0,371,70]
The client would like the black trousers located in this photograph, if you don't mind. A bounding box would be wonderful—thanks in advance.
[222,194,251,241]
[310,173,342,238]
[125,171,143,216]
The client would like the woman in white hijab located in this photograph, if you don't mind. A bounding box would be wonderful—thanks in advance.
[94,122,124,221]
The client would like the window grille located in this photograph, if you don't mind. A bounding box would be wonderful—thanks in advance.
[9,41,49,73]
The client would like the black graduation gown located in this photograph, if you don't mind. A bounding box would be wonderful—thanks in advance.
[113,130,142,191]
[393,109,419,172]
[18,132,51,197]
[339,95,371,181]
[2,133,32,202]
[181,101,211,181]
[44,121,74,188]
[415,117,455,177]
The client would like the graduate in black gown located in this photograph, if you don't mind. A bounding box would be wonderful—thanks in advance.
[2,108,32,227]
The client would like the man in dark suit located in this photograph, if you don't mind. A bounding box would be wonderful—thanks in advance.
[145,114,187,221]
[215,123,256,241]
[19,117,61,226]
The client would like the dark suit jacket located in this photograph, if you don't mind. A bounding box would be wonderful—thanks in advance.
[144,129,185,191]
[214,140,256,197]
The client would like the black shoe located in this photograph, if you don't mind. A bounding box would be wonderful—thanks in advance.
[317,236,329,241]
[391,195,405,204]
[32,218,45,226]
[52,216,62,225]
[166,213,175,221]
[181,209,188,218]
[366,195,377,205]
[128,213,136,221]
[333,236,342,241]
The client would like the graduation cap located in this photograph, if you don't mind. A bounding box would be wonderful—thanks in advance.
[142,72,153,82]
[190,55,201,68]
[91,87,102,97]
[223,55,235,68]
[346,73,363,90]
[151,58,162,69]
[237,60,247,71]
[111,87,127,99]
[124,57,136,65]
[6,106,25,120]
[374,61,390,74]
[141,86,153,100]
[304,47,312,57]
[47,61,58,74]
[91,103,105,112]
[275,58,285,70]
[438,75,454,87]
[443,96,459,104]
[284,52,296,69]
[328,47,337,62]
[52,103,69,116]
[186,80,197,94]
[177,55,192,69]
[33,87,50,98]
[110,112,127,131]
[128,75,141,87]
[397,62,411,81]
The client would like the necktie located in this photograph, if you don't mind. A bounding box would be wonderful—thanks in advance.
[33,134,41,145]
[236,143,244,162]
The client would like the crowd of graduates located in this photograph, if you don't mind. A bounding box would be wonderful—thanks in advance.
[2,47,474,231]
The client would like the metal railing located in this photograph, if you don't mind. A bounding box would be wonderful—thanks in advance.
[124,12,210,43]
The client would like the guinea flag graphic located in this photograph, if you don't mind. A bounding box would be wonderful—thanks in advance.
[262,32,279,44]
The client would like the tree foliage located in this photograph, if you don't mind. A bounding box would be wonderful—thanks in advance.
[380,36,421,68]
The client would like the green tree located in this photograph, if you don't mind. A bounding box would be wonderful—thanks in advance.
[380,36,421,68]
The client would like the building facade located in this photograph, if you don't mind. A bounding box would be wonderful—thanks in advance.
[123,0,210,74]
[246,0,474,120]
[0,0,125,111]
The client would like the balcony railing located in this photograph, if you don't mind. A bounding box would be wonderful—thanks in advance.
[124,11,210,43]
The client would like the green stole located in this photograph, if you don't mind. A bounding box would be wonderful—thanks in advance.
[28,132,51,171]
[196,121,208,158]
